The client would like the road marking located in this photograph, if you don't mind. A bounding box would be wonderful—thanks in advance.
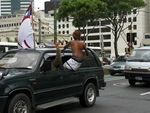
[140,92,150,95]
[113,82,128,86]
[104,75,124,81]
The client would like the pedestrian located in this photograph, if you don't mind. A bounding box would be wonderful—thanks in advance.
[63,30,88,71]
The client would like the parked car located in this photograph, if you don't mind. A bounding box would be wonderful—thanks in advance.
[0,47,106,113]
[108,55,127,75]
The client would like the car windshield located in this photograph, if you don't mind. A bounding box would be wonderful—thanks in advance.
[128,49,150,61]
[0,51,40,69]
[114,56,126,62]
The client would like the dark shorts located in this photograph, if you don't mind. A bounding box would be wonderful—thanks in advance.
[72,56,83,63]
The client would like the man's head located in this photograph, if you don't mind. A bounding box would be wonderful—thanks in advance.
[72,30,81,40]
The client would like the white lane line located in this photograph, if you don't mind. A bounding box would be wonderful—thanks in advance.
[140,92,150,95]
[113,82,128,86]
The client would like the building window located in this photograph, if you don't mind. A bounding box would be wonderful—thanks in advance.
[133,25,137,30]
[133,9,137,14]
[80,29,86,34]
[88,35,99,40]
[145,34,150,39]
[128,18,131,22]
[134,40,137,45]
[66,31,69,34]
[62,31,65,34]
[133,17,136,22]
[58,31,61,34]
[62,24,65,28]
[103,35,111,40]
[58,25,61,29]
[88,43,100,47]
[88,28,99,33]
[66,24,69,28]
[104,42,111,47]
[101,28,110,32]
[88,21,99,26]
[101,20,110,26]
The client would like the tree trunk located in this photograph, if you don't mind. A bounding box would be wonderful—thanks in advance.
[114,32,119,59]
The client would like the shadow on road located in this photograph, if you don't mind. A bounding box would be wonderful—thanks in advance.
[36,101,82,113]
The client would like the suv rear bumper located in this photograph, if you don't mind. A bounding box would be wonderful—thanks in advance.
[0,96,8,113]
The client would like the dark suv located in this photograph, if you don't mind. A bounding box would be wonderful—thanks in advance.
[0,47,106,113]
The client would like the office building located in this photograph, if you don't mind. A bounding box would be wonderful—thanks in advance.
[0,0,30,16]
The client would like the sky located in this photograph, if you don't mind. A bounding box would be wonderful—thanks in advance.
[34,0,50,11]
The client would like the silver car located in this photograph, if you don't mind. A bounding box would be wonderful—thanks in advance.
[108,55,127,75]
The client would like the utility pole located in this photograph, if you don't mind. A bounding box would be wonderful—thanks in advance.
[54,0,57,43]
[101,34,104,60]
[38,18,41,44]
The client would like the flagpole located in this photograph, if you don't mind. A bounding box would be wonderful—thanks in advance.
[31,0,36,49]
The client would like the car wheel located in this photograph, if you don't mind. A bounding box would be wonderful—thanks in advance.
[128,79,136,86]
[110,72,115,76]
[6,93,32,113]
[79,83,96,107]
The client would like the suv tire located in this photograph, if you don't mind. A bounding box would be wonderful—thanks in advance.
[79,83,96,107]
[110,72,115,76]
[7,93,32,113]
[128,79,136,86]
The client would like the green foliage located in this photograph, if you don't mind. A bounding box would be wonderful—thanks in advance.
[56,0,146,58]
[56,0,107,28]
[100,0,146,58]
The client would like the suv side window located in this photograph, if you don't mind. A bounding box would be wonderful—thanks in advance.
[81,51,99,67]
[40,52,62,72]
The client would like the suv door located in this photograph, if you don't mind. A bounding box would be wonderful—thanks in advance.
[32,55,65,104]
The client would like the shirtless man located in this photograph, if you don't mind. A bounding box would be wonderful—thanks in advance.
[63,30,88,71]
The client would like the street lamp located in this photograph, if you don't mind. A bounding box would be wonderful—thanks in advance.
[38,7,41,44]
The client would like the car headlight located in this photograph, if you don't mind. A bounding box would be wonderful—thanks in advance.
[125,66,132,71]
[0,72,3,79]
[121,65,125,68]
[148,67,150,71]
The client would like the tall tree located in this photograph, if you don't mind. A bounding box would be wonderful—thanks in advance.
[56,0,107,40]
[57,0,146,58]
[100,0,146,58]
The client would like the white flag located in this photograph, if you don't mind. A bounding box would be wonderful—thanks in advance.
[18,3,37,49]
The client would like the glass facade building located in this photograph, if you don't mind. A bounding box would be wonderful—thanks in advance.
[0,0,30,16]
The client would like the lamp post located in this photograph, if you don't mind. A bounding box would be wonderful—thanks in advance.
[53,0,57,43]
[38,7,41,44]
[38,18,41,44]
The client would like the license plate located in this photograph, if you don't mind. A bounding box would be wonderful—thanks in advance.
[135,77,143,80]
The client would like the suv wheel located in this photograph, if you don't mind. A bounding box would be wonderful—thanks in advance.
[79,83,96,107]
[128,79,136,86]
[110,72,115,76]
[7,93,32,113]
